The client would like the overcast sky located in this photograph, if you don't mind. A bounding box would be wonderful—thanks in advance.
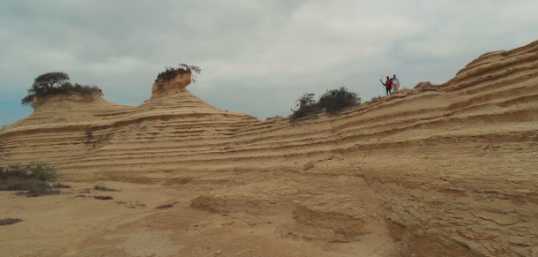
[1,0,537,126]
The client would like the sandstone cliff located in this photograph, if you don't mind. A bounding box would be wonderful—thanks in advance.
[1,40,538,257]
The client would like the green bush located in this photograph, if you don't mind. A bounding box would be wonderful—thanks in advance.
[318,87,361,115]
[0,164,27,180]
[0,162,58,181]
[0,162,62,197]
[0,180,60,197]
[21,72,102,105]
[28,162,58,181]
[290,87,361,122]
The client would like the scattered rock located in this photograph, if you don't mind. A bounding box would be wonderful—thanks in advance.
[0,218,23,225]
[93,196,113,200]
[156,204,174,209]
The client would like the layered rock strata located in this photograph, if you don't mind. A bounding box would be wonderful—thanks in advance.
[1,40,538,257]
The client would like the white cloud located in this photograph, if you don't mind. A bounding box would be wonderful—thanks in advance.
[1,0,537,125]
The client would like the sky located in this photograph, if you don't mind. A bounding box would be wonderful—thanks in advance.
[1,0,537,126]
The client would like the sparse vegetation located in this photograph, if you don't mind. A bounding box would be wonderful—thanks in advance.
[318,87,361,115]
[156,64,202,86]
[290,87,361,122]
[91,133,111,148]
[0,162,58,181]
[291,93,317,121]
[115,201,146,209]
[0,180,60,197]
[85,130,93,143]
[93,182,118,191]
[371,95,383,101]
[0,162,62,197]
[21,72,102,105]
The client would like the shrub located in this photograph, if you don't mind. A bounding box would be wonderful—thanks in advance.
[156,64,201,84]
[0,162,58,181]
[94,183,108,191]
[28,162,59,181]
[0,164,27,180]
[318,87,361,115]
[21,72,102,105]
[0,179,60,197]
[290,93,317,122]
[85,130,93,142]
[290,87,361,122]
[0,162,61,197]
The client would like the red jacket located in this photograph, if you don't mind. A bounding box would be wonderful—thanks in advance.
[386,79,392,89]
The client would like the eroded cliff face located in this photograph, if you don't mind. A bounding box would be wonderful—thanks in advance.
[1,40,538,257]
[151,72,191,95]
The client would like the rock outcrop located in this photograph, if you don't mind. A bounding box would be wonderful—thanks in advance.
[1,40,538,257]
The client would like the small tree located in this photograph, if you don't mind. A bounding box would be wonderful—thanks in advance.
[21,72,101,105]
[289,87,361,122]
[22,72,70,105]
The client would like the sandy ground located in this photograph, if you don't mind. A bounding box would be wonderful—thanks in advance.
[1,171,399,257]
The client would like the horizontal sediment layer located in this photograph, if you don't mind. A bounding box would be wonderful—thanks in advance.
[2,40,538,257]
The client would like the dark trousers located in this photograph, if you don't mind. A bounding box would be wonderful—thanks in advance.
[386,88,392,95]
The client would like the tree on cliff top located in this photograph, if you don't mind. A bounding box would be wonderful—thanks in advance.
[290,87,361,122]
[21,72,102,105]
[156,64,201,83]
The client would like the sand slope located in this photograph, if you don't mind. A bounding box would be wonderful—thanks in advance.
[1,40,538,257]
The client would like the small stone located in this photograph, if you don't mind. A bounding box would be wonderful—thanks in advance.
[492,242,503,251]
[458,229,474,240]
[304,161,315,171]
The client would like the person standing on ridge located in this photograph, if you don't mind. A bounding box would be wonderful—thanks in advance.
[380,76,392,95]
[391,74,400,91]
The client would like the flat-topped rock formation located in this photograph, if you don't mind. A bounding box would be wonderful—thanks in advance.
[1,40,538,257]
